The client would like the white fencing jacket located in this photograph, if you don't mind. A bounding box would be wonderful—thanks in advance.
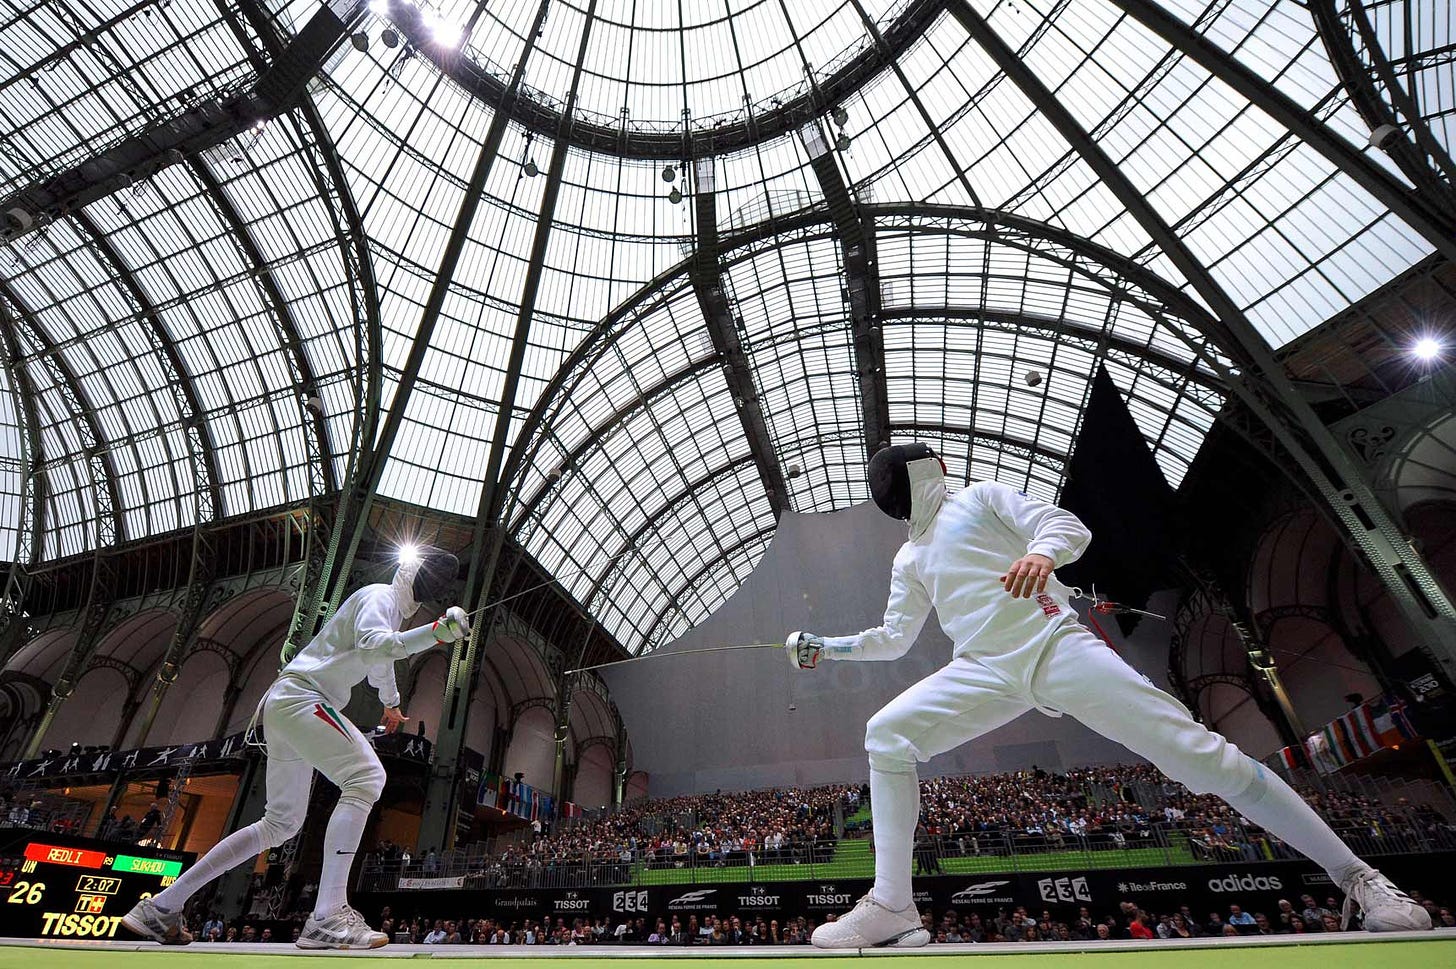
[822,457,1091,679]
[280,561,433,710]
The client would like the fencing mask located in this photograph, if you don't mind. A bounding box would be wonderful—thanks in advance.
[867,442,940,520]
[404,547,459,606]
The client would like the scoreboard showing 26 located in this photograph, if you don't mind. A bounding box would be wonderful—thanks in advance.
[0,827,192,939]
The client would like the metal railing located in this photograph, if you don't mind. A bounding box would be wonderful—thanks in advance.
[0,786,93,840]
[358,812,1456,894]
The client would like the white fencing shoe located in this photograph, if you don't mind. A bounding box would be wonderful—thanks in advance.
[1340,866,1431,932]
[296,905,389,949]
[811,895,929,948]
[121,897,192,945]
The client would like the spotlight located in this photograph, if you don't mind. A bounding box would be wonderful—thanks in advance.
[1412,337,1441,361]
[661,164,676,183]
[524,159,539,177]
[831,105,848,127]
[381,28,400,48]
[1024,371,1043,387]
[1367,123,1402,151]
[424,13,462,47]
[835,132,851,152]
[787,463,803,479]
[398,544,421,566]
[350,31,369,53]
[668,186,683,204]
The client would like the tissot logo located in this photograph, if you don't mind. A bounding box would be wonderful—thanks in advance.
[737,887,781,908]
[951,880,1014,904]
[806,885,854,908]
[555,891,590,912]
[614,890,649,913]
[39,914,124,938]
[1037,876,1091,904]
[667,889,717,911]
[1208,874,1283,893]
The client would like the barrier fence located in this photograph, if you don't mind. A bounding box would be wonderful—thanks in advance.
[355,851,1456,927]
[357,818,1456,894]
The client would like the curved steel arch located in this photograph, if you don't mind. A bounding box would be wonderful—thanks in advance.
[504,203,1232,528]
[70,211,223,522]
[1307,0,1456,204]
[509,354,727,535]
[0,293,46,664]
[888,423,1068,473]
[1184,672,1259,713]
[189,158,336,498]
[877,306,1222,396]
[951,0,1456,682]
[578,453,763,613]
[572,734,618,760]
[393,0,948,160]
[0,283,124,550]
[510,696,557,723]
[641,523,777,653]
[1103,0,1456,262]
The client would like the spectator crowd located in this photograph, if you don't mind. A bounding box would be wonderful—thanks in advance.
[244,889,1451,948]
[361,762,1456,887]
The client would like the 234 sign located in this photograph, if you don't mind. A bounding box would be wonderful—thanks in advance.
[1037,876,1091,904]
[612,890,648,913]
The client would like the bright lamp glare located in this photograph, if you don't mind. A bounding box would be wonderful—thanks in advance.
[422,12,462,47]
[398,545,421,566]
[369,0,388,14]
[1413,337,1441,361]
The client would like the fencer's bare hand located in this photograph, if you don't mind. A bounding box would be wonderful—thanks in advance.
[1001,554,1055,598]
[381,707,409,734]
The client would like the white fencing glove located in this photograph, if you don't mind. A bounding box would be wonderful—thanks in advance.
[786,631,826,670]
[435,606,471,643]
[399,606,472,655]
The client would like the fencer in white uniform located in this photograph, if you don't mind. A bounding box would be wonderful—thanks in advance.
[123,549,470,949]
[788,443,1430,948]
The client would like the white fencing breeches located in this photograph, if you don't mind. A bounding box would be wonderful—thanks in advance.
[861,624,1361,905]
[260,677,387,830]
[865,626,1255,797]
[150,677,385,913]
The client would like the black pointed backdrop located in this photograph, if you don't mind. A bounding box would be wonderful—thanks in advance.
[1057,365,1182,633]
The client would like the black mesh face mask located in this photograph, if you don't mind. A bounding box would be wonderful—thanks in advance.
[866,443,939,520]
[411,549,459,605]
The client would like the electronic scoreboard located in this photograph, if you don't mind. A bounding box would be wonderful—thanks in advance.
[0,827,192,939]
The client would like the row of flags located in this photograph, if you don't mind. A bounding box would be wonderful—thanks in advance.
[1275,695,1418,773]
[475,770,557,821]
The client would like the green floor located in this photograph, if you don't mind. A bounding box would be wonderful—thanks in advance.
[635,838,1199,885]
[0,941,1451,969]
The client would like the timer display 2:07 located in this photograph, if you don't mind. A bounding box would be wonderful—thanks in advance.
[1,838,189,940]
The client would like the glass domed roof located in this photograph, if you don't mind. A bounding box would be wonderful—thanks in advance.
[0,0,1449,654]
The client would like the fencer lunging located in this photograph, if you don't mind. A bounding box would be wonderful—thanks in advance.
[123,549,468,950]
[787,443,1430,949]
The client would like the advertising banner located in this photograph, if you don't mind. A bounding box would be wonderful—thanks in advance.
[357,851,1455,925]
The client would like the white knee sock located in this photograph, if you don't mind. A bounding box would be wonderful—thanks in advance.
[150,823,265,914]
[314,798,371,919]
[1225,764,1362,882]
[869,766,919,911]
